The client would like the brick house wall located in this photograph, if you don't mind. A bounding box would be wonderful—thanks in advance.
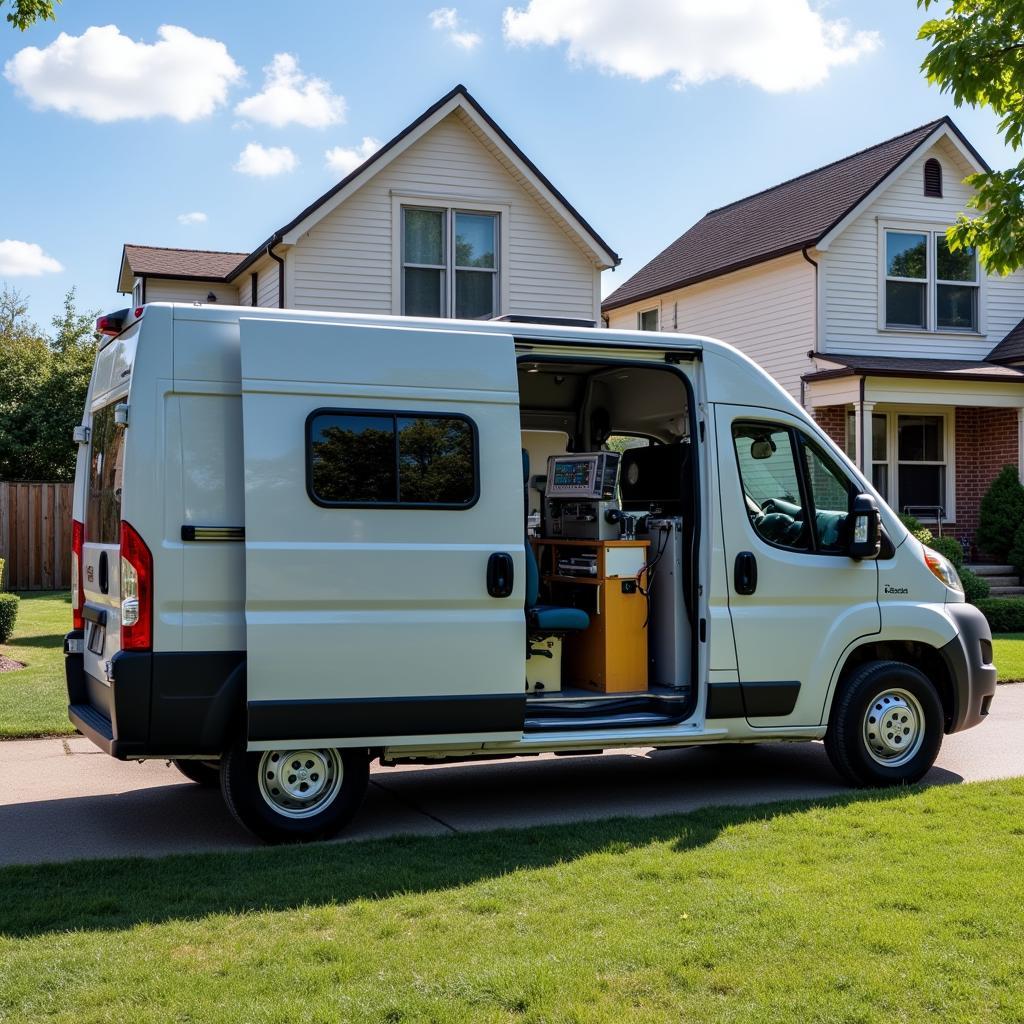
[814,405,846,449]
[955,406,1020,559]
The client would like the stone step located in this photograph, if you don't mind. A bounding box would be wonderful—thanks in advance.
[976,575,1020,588]
[965,564,1016,576]
[987,586,1024,597]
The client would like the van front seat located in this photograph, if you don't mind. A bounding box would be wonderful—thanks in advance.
[523,450,589,634]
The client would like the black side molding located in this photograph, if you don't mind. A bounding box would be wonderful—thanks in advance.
[181,526,245,542]
[707,680,801,719]
[248,693,525,742]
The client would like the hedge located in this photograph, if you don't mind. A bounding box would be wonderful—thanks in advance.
[975,597,1024,634]
[0,593,19,645]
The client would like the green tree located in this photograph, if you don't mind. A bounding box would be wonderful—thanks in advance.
[2,0,59,30]
[976,465,1024,561]
[918,1,1024,274]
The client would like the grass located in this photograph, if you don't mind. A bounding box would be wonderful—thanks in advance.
[992,633,1024,683]
[1,779,1023,1022]
[0,590,73,738]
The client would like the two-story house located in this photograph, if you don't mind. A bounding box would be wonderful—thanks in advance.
[603,117,1024,557]
[116,84,618,325]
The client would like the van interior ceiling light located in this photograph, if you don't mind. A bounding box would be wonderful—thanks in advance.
[924,547,963,592]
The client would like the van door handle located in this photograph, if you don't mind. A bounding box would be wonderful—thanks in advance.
[98,551,109,595]
[734,551,757,595]
[486,552,515,598]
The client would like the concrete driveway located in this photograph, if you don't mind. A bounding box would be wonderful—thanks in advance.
[2,684,1022,867]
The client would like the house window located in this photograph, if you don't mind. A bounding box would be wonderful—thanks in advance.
[307,410,478,508]
[132,280,143,306]
[883,228,978,333]
[402,207,498,319]
[924,158,942,198]
[845,411,889,500]
[638,308,659,331]
[896,414,946,517]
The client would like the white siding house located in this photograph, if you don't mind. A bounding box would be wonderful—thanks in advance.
[604,118,1024,560]
[117,85,618,325]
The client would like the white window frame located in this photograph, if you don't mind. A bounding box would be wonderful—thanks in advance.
[391,193,510,319]
[853,405,956,524]
[131,278,143,306]
[877,221,983,337]
[637,307,659,331]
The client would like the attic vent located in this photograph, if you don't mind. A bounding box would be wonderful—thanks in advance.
[924,158,942,198]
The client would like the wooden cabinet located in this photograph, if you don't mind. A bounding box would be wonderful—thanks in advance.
[532,539,649,694]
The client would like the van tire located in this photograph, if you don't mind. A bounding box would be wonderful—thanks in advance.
[220,736,370,843]
[172,759,220,787]
[824,660,943,787]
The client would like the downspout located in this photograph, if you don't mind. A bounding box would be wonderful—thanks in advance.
[267,237,285,309]
[250,272,258,307]
[801,246,818,410]
[858,376,866,472]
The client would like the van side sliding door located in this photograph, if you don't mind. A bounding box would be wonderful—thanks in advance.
[239,317,526,749]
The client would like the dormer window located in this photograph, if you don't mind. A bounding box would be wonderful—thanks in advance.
[924,158,942,198]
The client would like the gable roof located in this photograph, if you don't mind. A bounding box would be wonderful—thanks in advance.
[988,316,1024,364]
[118,244,248,291]
[602,117,988,312]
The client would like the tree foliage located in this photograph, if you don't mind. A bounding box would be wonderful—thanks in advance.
[2,0,58,30]
[918,1,1024,274]
[975,464,1024,561]
[0,286,96,481]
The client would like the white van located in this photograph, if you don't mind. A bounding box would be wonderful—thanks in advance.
[65,303,996,842]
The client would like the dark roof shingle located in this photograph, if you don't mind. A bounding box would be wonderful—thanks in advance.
[123,244,248,281]
[603,117,984,312]
[804,352,1024,383]
[988,316,1024,364]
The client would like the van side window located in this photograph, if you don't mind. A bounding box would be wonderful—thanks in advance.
[86,403,125,544]
[732,422,853,554]
[307,411,478,508]
[732,425,810,550]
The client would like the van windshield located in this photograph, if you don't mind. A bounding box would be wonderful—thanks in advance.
[86,403,125,544]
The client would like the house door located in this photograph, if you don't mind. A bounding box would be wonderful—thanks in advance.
[239,316,526,748]
[714,405,880,727]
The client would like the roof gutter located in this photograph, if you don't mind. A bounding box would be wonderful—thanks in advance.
[266,238,285,308]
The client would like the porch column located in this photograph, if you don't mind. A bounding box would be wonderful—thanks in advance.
[854,400,875,474]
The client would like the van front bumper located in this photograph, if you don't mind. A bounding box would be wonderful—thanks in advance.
[65,632,244,759]
[939,603,998,733]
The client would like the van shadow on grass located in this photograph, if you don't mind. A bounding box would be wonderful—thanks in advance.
[0,768,962,940]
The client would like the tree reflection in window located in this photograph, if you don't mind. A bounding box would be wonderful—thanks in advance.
[309,412,475,506]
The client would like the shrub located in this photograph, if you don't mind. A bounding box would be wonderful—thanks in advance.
[0,555,4,590]
[927,534,965,569]
[958,566,989,604]
[0,593,18,644]
[898,512,933,547]
[1009,521,1024,579]
[976,597,1024,634]
[976,465,1024,562]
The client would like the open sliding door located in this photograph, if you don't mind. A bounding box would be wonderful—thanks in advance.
[239,317,526,749]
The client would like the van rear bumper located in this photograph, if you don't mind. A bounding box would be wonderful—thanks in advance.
[65,632,244,759]
[940,603,998,733]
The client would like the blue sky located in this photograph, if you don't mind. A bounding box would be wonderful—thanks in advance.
[0,0,1012,331]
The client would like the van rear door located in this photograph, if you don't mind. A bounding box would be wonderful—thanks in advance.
[239,317,526,749]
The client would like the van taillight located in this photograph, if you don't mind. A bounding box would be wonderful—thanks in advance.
[119,521,152,651]
[71,519,84,630]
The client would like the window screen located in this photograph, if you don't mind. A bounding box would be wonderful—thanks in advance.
[308,411,477,507]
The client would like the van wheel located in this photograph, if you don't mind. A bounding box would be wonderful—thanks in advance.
[172,759,220,787]
[824,660,943,787]
[220,737,369,843]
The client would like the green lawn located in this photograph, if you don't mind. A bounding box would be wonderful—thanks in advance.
[992,633,1024,683]
[1,779,1023,1022]
[0,590,73,737]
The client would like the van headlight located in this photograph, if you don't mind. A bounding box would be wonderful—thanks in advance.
[924,548,963,592]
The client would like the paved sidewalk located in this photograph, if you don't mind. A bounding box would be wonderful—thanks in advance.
[2,685,1022,867]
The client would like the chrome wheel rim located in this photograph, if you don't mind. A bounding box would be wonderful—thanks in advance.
[257,748,343,819]
[863,688,925,767]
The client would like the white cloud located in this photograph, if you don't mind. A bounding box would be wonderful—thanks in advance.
[324,136,382,176]
[3,24,242,122]
[234,53,345,128]
[0,240,63,276]
[177,211,208,225]
[234,143,297,177]
[429,7,482,50]
[502,0,880,93]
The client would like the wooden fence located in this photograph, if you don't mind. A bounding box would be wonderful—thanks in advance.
[0,482,74,591]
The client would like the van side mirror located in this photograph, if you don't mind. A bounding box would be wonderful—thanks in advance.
[848,493,881,561]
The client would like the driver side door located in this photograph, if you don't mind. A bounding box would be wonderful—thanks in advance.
[715,406,880,728]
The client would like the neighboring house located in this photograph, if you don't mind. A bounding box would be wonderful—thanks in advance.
[603,117,1024,556]
[117,85,618,325]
